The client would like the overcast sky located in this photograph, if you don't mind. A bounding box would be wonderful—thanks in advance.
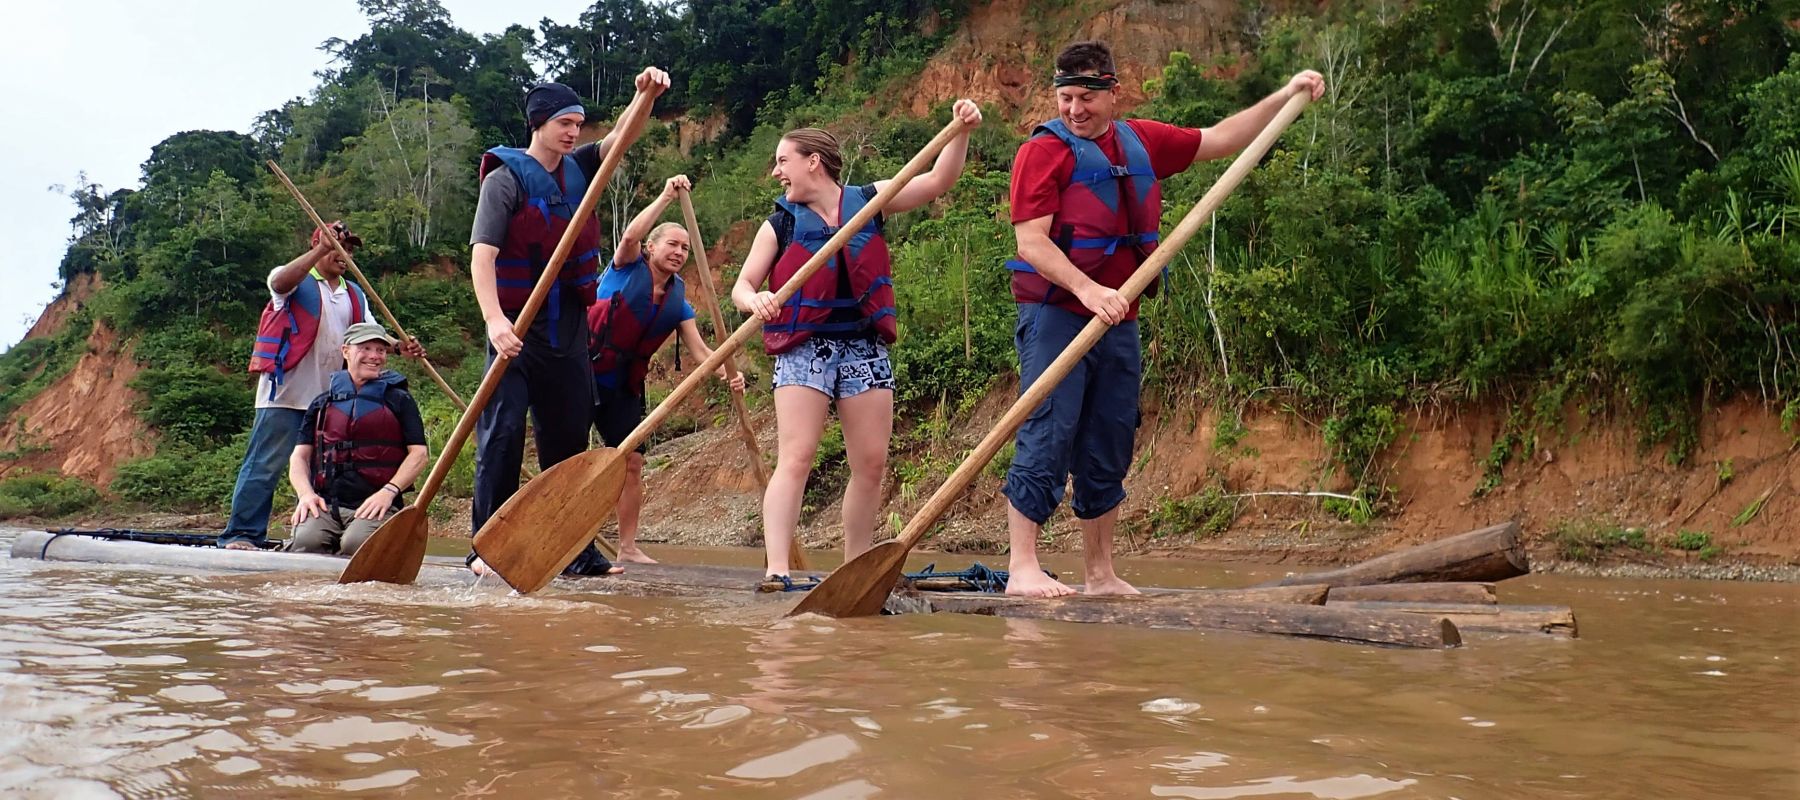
[0,0,596,351]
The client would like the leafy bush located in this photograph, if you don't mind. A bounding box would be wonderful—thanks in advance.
[0,472,102,519]
[130,365,253,448]
[111,442,247,512]
[1671,530,1712,552]
[1143,484,1236,539]
[1553,520,1650,563]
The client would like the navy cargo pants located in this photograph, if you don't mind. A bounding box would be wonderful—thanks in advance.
[1001,302,1142,524]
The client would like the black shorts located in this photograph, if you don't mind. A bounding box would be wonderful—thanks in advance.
[593,385,647,453]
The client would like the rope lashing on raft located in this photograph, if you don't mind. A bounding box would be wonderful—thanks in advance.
[759,562,1058,593]
[908,561,1014,593]
[41,528,282,550]
[765,573,823,592]
[39,531,69,559]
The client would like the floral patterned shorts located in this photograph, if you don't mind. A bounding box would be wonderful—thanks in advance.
[772,337,896,400]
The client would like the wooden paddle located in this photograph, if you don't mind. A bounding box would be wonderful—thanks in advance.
[790,90,1314,618]
[265,160,467,411]
[676,187,811,572]
[338,89,658,585]
[470,115,977,594]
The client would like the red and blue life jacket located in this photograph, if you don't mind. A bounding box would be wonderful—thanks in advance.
[478,147,601,337]
[588,258,689,396]
[309,370,409,502]
[1005,119,1163,315]
[248,276,370,392]
[762,185,896,355]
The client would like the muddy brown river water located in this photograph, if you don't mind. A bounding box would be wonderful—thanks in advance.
[0,527,1794,798]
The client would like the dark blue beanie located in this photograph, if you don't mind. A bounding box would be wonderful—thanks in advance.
[525,83,585,129]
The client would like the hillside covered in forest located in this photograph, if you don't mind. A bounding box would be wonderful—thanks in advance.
[1,0,1794,569]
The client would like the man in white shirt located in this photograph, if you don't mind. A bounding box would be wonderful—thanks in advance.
[222,222,419,549]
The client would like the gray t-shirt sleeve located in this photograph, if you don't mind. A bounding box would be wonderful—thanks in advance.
[573,142,601,180]
[471,167,520,247]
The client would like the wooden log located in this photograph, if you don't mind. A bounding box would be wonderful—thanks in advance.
[1325,601,1577,638]
[1261,521,1528,588]
[586,562,825,595]
[1326,582,1497,605]
[1135,584,1330,605]
[918,593,1461,649]
[588,562,1332,607]
[902,579,1329,605]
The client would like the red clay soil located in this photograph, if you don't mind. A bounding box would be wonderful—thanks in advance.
[0,321,154,487]
[21,272,101,341]
[626,385,1796,568]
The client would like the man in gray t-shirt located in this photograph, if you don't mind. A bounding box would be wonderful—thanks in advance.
[465,71,669,579]
[468,142,602,356]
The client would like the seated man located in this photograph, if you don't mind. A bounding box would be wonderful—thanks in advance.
[286,322,430,556]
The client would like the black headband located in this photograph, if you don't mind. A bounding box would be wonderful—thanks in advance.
[1053,72,1118,90]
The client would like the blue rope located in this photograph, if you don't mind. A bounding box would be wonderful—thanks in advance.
[766,574,822,592]
[762,561,1056,594]
[906,562,1017,593]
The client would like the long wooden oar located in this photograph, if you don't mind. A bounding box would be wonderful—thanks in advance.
[338,90,658,585]
[471,115,976,594]
[676,187,811,572]
[266,160,467,411]
[791,91,1313,618]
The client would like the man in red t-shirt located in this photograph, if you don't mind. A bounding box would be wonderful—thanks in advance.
[1001,41,1324,597]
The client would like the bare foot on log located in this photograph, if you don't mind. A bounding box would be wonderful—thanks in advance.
[223,541,260,551]
[1083,575,1141,596]
[616,546,658,564]
[1006,570,1076,598]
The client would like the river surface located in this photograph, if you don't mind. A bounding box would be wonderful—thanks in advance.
[1,526,1794,799]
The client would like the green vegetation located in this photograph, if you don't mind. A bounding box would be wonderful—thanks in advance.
[111,441,253,513]
[0,473,102,519]
[1552,520,1651,563]
[0,0,1791,527]
[1140,482,1236,540]
[1732,491,1771,527]
[0,309,95,421]
[1671,529,1712,552]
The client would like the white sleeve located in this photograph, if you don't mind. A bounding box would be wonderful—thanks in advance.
[268,267,296,312]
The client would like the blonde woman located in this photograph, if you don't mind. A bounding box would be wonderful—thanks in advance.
[731,100,983,578]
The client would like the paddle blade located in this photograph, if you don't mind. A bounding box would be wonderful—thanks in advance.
[787,539,911,618]
[472,448,629,594]
[338,505,430,585]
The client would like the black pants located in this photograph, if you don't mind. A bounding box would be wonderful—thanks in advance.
[470,342,611,574]
[592,385,648,452]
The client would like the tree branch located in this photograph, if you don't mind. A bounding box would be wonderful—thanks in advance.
[1522,17,1570,91]
[1663,87,1721,163]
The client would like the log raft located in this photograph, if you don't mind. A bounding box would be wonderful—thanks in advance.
[573,564,1456,648]
[1323,601,1577,638]
[915,592,1461,649]
[1325,582,1498,605]
[13,524,1574,644]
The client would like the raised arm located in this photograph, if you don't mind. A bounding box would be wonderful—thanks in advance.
[875,99,984,214]
[269,240,332,295]
[593,67,672,164]
[616,175,690,267]
[1195,71,1324,162]
[731,221,784,322]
